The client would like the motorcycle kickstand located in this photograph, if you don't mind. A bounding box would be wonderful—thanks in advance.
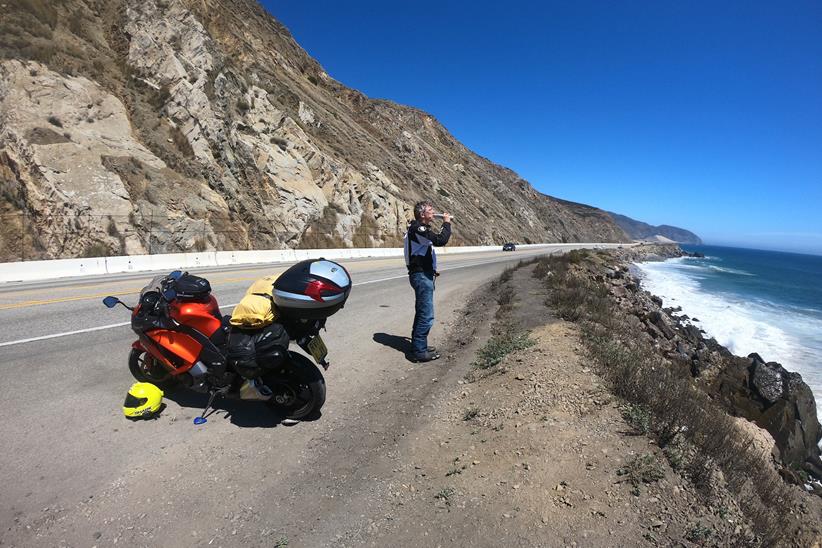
[194,387,227,425]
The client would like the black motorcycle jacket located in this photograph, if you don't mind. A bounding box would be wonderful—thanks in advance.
[404,219,451,273]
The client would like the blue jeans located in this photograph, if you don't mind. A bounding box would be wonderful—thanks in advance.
[409,271,435,355]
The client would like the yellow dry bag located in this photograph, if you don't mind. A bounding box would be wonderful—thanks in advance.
[230,274,280,328]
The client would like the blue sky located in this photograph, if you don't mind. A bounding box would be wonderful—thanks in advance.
[263,1,822,254]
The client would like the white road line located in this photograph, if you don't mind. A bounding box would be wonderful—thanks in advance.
[0,322,133,348]
[0,252,549,348]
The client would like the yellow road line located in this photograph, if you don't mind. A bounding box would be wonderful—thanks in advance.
[0,289,141,310]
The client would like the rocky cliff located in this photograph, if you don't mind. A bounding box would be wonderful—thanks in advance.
[0,0,630,261]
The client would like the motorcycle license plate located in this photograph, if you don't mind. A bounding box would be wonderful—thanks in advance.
[307,335,328,363]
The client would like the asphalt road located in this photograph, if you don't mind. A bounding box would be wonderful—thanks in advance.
[0,245,621,546]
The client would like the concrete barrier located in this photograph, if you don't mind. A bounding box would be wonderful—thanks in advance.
[0,242,629,284]
[0,256,108,283]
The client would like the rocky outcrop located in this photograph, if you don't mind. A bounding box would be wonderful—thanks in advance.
[594,245,822,482]
[720,354,822,478]
[0,0,630,260]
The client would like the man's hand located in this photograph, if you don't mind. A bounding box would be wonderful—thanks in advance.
[442,212,452,223]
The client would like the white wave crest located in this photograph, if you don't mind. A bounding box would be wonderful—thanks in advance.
[706,265,756,276]
[636,260,822,417]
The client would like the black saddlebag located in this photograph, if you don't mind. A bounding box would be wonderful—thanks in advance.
[227,323,289,378]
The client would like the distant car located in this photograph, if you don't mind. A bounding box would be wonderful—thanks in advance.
[502,243,516,251]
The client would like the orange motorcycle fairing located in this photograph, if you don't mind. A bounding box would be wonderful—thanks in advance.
[146,329,202,374]
[169,296,222,338]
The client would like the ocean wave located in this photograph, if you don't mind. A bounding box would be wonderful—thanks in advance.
[636,261,822,413]
[706,265,756,276]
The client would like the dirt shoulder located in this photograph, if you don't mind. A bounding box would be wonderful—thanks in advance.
[355,260,822,547]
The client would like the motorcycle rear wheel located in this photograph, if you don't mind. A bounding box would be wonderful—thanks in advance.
[128,348,178,391]
[262,352,326,420]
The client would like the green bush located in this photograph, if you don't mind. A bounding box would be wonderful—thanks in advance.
[473,329,535,370]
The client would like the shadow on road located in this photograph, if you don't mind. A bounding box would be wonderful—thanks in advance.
[373,332,412,353]
[164,390,320,428]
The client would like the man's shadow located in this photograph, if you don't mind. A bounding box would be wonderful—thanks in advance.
[373,332,415,362]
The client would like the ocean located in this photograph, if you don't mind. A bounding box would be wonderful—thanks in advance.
[635,245,822,418]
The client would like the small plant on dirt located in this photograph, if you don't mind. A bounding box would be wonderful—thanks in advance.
[567,249,588,264]
[617,453,665,491]
[435,487,455,506]
[446,466,465,477]
[473,329,535,370]
[685,522,712,543]
[621,403,651,435]
[497,286,515,306]
[463,407,479,421]
[663,439,686,471]
[47,115,62,127]
[532,257,553,279]
[81,241,110,258]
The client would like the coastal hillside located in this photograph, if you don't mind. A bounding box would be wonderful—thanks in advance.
[0,0,630,261]
[608,212,702,244]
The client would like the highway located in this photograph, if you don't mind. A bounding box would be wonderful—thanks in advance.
[0,244,620,546]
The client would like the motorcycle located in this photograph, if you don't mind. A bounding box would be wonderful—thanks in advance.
[103,259,352,423]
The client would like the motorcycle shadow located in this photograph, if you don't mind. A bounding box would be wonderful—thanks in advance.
[165,390,321,428]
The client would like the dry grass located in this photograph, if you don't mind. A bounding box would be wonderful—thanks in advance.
[531,252,806,546]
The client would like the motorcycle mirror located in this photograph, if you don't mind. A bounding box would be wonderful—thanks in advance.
[102,296,120,308]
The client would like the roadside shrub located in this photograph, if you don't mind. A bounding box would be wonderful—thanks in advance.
[621,403,651,435]
[617,453,665,490]
[567,249,588,264]
[497,286,515,306]
[81,242,109,258]
[472,329,535,370]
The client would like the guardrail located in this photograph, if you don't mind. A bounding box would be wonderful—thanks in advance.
[0,243,621,284]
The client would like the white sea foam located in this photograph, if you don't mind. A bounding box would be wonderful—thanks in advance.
[636,260,822,419]
[706,265,756,276]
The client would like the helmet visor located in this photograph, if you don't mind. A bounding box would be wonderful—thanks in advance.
[124,393,148,408]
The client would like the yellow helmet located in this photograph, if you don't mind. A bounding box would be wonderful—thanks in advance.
[123,382,164,419]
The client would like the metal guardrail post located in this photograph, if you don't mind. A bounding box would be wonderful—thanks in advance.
[148,212,153,255]
[20,212,25,262]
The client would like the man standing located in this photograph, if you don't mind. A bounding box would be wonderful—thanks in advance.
[405,201,451,362]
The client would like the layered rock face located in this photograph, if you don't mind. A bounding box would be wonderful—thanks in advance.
[0,0,629,260]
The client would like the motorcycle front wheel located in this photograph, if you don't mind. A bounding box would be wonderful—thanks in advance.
[128,348,178,391]
[262,352,326,420]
